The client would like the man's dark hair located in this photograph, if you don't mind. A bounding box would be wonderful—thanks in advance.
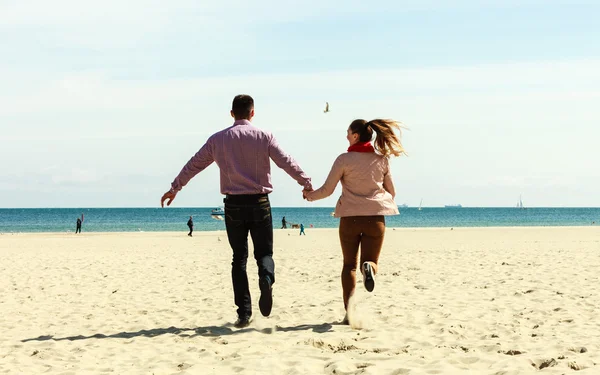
[232,94,254,120]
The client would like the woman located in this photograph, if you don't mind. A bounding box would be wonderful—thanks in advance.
[304,119,405,322]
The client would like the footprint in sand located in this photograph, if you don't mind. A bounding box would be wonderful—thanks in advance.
[533,358,558,370]
[177,363,192,371]
[211,337,228,345]
[503,349,524,355]
[568,361,584,370]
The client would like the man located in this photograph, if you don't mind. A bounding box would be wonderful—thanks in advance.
[75,213,84,234]
[281,216,287,229]
[187,216,193,237]
[160,95,312,328]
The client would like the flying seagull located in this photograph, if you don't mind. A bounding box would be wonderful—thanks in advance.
[324,102,330,113]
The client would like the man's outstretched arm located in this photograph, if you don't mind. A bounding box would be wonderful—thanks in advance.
[268,135,312,190]
[161,140,214,207]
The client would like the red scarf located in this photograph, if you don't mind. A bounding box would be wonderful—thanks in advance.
[347,141,375,153]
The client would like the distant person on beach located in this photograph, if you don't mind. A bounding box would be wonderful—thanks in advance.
[187,216,194,237]
[304,118,405,324]
[75,214,84,234]
[160,94,313,328]
[299,223,305,235]
[281,216,287,229]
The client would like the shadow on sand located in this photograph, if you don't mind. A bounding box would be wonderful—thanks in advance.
[21,322,334,343]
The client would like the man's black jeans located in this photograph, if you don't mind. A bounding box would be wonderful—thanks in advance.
[224,194,274,318]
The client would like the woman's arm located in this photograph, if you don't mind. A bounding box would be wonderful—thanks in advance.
[305,156,344,202]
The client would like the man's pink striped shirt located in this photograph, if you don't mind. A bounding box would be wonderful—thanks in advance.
[170,120,312,195]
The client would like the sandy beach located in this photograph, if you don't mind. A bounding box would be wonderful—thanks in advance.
[1,227,599,374]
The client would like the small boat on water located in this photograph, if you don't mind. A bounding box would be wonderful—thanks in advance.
[444,204,462,208]
[517,195,524,209]
[211,207,225,216]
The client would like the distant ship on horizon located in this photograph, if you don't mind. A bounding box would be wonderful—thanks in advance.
[399,203,408,208]
[444,204,463,208]
[211,207,225,215]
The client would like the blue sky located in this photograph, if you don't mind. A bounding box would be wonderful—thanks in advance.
[1,0,599,207]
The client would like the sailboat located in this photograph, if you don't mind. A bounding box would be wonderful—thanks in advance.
[418,199,423,211]
[517,195,524,209]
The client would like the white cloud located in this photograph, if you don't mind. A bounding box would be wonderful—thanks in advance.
[50,168,100,185]
[2,59,599,116]
[460,175,578,189]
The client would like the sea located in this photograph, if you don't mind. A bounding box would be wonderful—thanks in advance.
[0,207,598,233]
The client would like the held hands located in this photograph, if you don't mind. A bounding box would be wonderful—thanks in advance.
[161,190,177,207]
[302,187,314,201]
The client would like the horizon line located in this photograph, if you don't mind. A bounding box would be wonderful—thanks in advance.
[1,206,600,209]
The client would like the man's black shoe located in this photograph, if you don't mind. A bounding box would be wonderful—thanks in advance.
[258,275,273,317]
[234,316,251,328]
